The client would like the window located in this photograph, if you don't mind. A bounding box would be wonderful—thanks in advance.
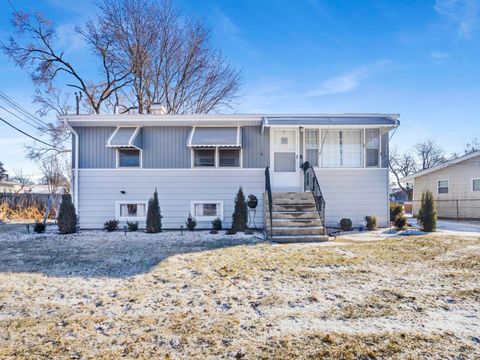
[191,201,223,220]
[194,148,215,167]
[365,129,380,167]
[438,180,449,194]
[305,130,319,166]
[118,149,140,168]
[321,130,363,168]
[193,148,240,167]
[116,201,147,220]
[219,149,240,167]
[473,179,480,192]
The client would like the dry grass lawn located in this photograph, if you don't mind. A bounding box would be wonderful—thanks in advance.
[0,229,479,359]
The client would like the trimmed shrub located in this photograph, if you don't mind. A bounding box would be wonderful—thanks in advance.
[417,190,437,232]
[33,222,46,233]
[231,186,248,232]
[186,213,197,231]
[339,218,352,231]
[127,221,139,232]
[57,194,77,234]
[394,216,408,230]
[390,203,404,222]
[104,219,119,232]
[212,217,222,231]
[226,228,237,235]
[365,216,377,231]
[146,189,162,233]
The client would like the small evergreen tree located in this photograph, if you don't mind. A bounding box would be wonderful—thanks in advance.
[57,193,77,234]
[146,189,162,233]
[0,161,8,181]
[186,213,197,231]
[417,190,437,232]
[231,186,248,232]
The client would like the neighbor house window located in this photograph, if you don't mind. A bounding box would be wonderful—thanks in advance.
[116,201,147,220]
[365,129,380,167]
[305,130,319,166]
[438,180,449,194]
[118,149,140,168]
[218,149,240,167]
[191,201,223,220]
[321,130,363,168]
[473,179,480,192]
[194,148,240,167]
[194,148,215,167]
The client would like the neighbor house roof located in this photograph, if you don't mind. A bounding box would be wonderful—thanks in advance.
[401,150,480,183]
[59,113,400,128]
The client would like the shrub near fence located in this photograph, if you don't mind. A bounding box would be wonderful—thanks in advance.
[0,193,61,221]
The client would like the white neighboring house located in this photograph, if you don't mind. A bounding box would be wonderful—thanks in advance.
[402,150,480,219]
[60,112,400,238]
[0,181,21,193]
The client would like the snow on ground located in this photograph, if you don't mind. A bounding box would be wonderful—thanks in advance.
[0,225,479,358]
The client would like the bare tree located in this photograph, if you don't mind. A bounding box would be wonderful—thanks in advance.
[389,147,417,201]
[414,139,446,170]
[11,168,33,194]
[464,138,479,155]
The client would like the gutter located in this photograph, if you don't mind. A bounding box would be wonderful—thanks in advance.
[63,119,79,211]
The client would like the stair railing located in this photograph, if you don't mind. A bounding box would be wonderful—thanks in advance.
[302,161,326,235]
[264,166,273,240]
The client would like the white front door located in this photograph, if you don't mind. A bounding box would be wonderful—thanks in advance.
[271,128,300,191]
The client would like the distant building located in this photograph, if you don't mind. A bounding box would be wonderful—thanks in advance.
[0,181,21,193]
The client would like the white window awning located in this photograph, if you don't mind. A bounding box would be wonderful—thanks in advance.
[187,127,241,147]
[107,127,142,149]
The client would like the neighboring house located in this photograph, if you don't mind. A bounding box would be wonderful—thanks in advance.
[0,181,21,193]
[61,112,399,236]
[390,187,408,203]
[402,151,480,219]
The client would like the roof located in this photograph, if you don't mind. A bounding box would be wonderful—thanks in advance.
[59,113,400,128]
[401,150,480,182]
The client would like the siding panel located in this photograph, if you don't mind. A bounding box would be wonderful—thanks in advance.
[242,127,270,168]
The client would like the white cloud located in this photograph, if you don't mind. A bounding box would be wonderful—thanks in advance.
[56,23,87,54]
[434,0,479,39]
[430,50,451,59]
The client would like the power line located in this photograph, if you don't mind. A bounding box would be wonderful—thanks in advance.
[0,91,47,127]
[0,104,40,130]
[0,116,65,151]
[7,0,18,14]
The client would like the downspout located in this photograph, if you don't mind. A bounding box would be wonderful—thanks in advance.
[63,119,79,211]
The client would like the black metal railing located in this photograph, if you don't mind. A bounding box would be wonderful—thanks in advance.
[302,162,326,235]
[264,166,273,240]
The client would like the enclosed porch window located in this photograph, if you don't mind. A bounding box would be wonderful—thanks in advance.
[321,130,363,168]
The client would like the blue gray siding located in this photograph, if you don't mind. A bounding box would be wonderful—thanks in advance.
[142,126,191,168]
[242,127,270,168]
[76,126,116,169]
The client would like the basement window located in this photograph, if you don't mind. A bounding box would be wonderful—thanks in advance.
[191,201,223,220]
[116,201,147,220]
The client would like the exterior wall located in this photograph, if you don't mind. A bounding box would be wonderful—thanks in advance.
[314,168,389,227]
[74,125,268,169]
[412,155,480,219]
[77,169,264,229]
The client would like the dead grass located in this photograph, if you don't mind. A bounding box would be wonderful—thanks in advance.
[0,232,479,358]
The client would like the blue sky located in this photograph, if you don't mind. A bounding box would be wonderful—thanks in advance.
[0,0,479,178]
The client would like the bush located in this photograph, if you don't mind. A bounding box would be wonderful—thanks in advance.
[365,216,377,231]
[127,221,139,232]
[57,194,77,234]
[394,216,408,230]
[339,218,352,231]
[231,186,248,232]
[104,219,119,232]
[417,190,437,232]
[146,189,162,233]
[390,203,404,222]
[185,213,197,231]
[226,228,237,235]
[33,222,46,233]
[211,217,222,231]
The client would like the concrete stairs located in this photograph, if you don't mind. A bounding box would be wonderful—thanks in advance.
[265,192,329,243]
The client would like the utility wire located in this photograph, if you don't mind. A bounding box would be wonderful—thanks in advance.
[6,0,17,13]
[0,116,64,151]
[0,104,40,130]
[0,91,47,127]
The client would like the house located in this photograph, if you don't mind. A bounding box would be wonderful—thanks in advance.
[0,181,21,193]
[61,112,399,239]
[402,150,480,219]
[390,187,408,204]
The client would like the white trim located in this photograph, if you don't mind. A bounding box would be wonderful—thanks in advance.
[187,126,242,148]
[472,178,480,192]
[106,127,120,146]
[437,179,449,194]
[115,200,148,221]
[190,200,224,221]
[402,150,480,182]
[192,147,242,168]
[128,126,141,147]
[116,148,143,169]
[106,126,142,149]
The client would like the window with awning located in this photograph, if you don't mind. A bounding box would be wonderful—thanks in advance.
[188,127,241,148]
[107,127,142,148]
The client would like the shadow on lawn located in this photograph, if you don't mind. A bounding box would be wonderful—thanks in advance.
[0,230,264,278]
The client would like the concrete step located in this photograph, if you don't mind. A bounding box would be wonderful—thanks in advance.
[268,227,325,236]
[272,235,329,243]
[272,204,317,212]
[272,219,323,227]
[272,199,315,206]
[272,193,313,201]
[271,212,319,220]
